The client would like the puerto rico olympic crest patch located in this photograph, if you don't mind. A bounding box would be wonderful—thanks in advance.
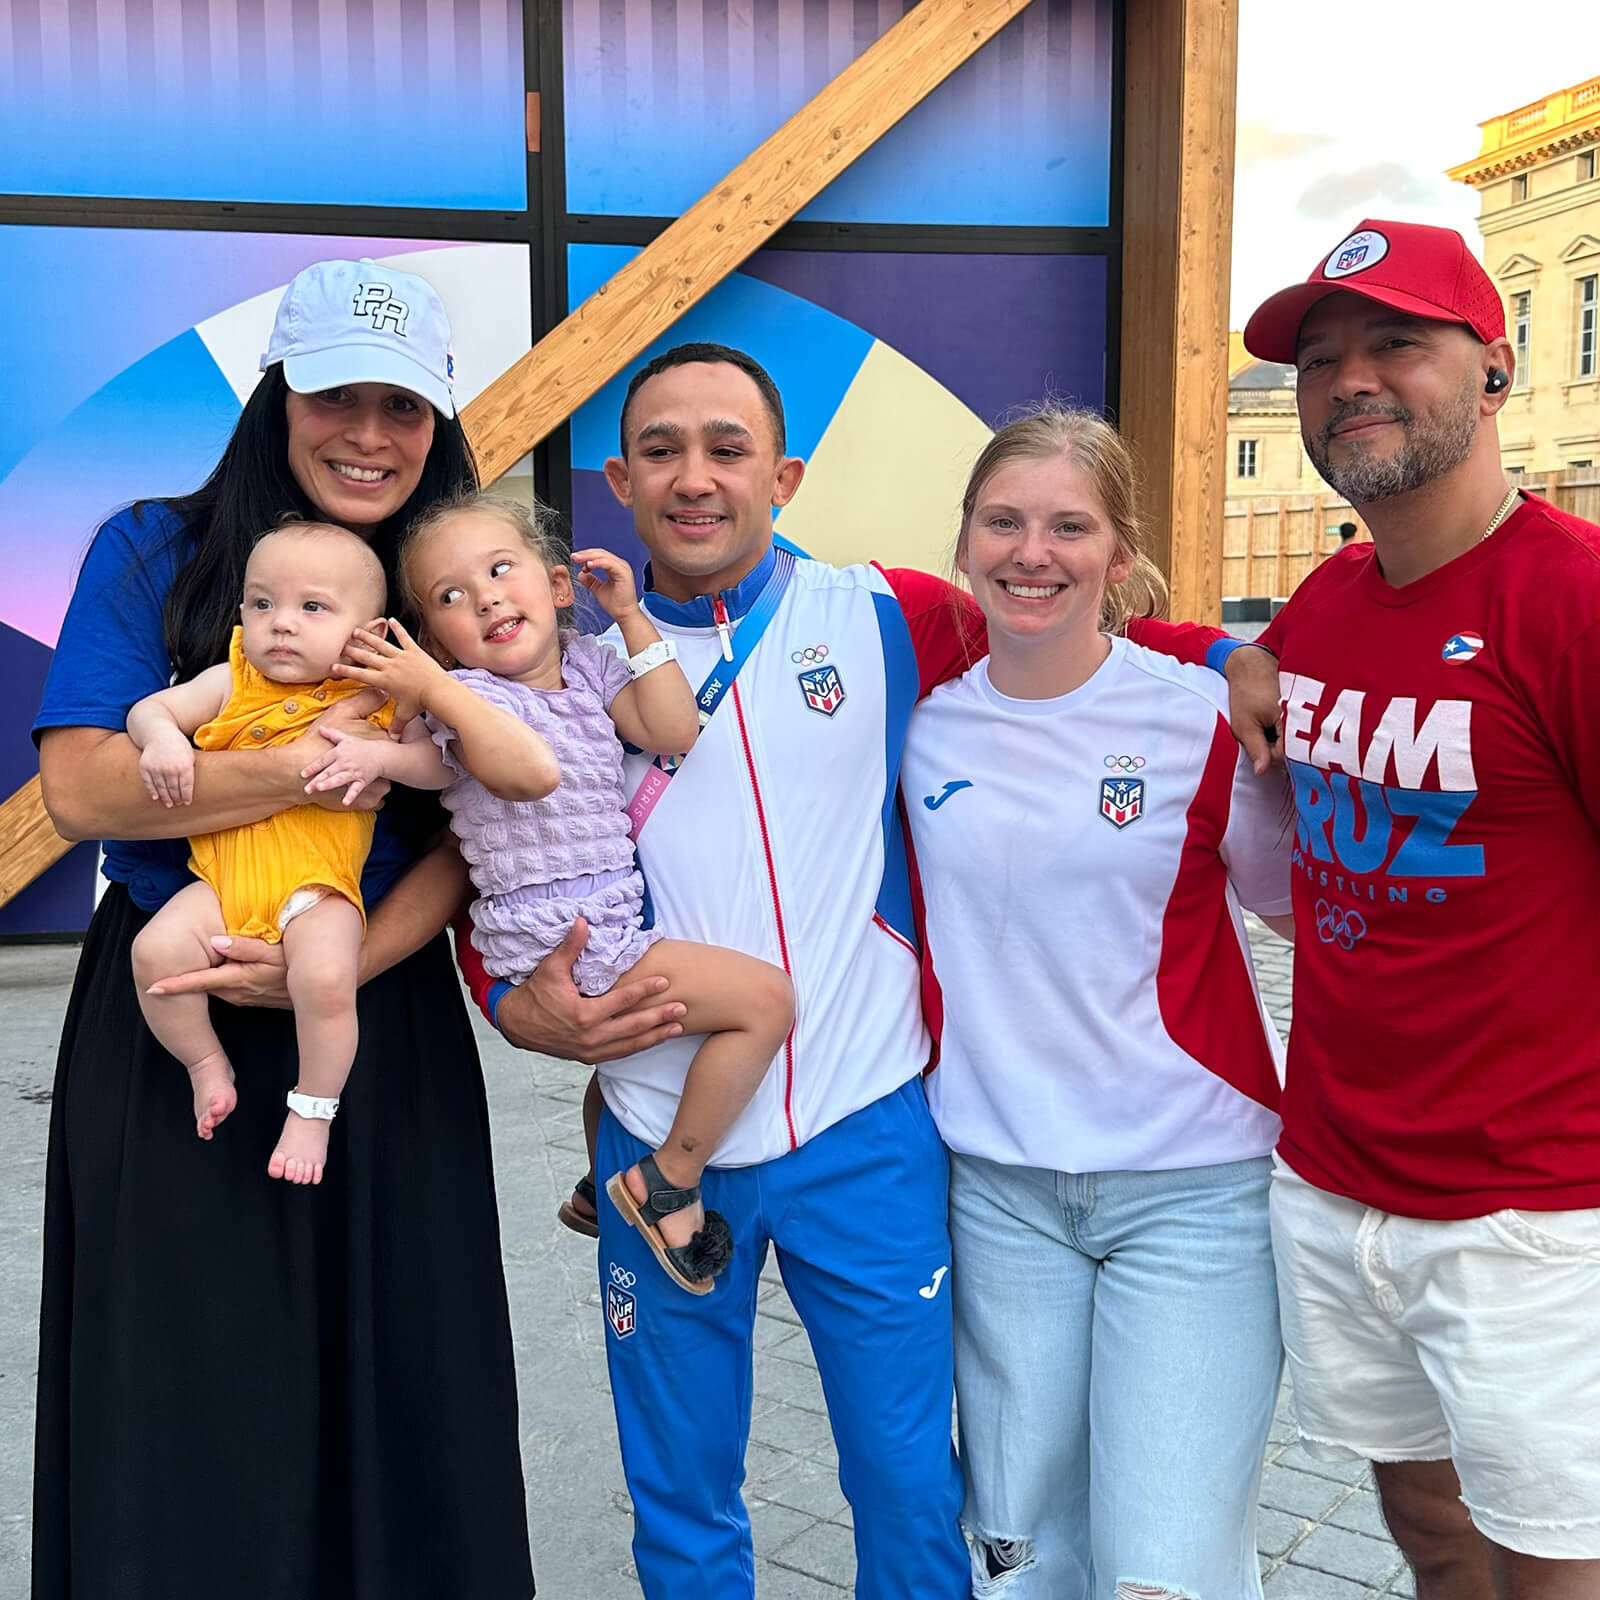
[798,663,846,717]
[1441,631,1484,663]
[606,1262,637,1338]
[1099,775,1144,828]
[1323,228,1389,279]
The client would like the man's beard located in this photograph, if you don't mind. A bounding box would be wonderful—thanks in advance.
[1306,374,1479,503]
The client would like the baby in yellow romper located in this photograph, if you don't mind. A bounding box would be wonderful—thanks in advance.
[126,522,391,1185]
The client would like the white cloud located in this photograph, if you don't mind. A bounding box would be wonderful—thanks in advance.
[1236,119,1335,170]
[1296,161,1437,220]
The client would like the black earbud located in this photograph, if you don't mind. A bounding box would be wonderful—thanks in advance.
[1485,368,1509,394]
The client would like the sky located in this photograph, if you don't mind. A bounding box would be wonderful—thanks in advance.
[1231,1,1597,328]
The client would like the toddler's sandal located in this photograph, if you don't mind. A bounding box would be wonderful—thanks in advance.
[557,1174,601,1239]
[606,1152,732,1296]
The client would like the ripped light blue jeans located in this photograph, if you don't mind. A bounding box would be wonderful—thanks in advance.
[949,1153,1282,1600]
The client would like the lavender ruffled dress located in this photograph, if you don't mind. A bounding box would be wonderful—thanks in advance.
[429,629,663,994]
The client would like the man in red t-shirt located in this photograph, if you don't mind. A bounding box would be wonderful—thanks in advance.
[1237,220,1600,1597]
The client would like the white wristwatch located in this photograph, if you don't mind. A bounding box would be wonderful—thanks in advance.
[286,1091,340,1121]
[627,638,679,679]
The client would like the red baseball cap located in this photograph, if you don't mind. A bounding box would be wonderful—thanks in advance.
[1243,219,1505,363]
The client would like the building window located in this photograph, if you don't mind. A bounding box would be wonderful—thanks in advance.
[1507,464,1525,478]
[1581,151,1597,183]
[1571,459,1594,470]
[1512,291,1531,386]
[1236,439,1258,479]
[1512,174,1529,202]
[1581,275,1598,379]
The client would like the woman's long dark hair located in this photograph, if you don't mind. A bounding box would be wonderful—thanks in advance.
[152,364,478,682]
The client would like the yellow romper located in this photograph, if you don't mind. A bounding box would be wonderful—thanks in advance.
[188,628,393,943]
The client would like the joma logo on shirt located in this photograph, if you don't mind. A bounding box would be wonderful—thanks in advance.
[1278,677,1484,882]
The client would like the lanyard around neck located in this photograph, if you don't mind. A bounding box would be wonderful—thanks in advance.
[626,549,796,840]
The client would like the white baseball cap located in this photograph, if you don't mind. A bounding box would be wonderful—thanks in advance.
[260,258,457,417]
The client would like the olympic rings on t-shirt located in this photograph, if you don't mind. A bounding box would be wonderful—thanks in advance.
[1314,899,1366,950]
[790,645,830,665]
[1103,754,1146,771]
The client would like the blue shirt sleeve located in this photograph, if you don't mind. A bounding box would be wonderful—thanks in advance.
[33,502,187,743]
[1203,633,1254,672]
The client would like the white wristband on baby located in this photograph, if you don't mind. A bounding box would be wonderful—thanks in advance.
[286,1091,340,1121]
[627,638,679,679]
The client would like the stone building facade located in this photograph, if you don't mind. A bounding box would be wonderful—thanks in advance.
[1448,75,1600,476]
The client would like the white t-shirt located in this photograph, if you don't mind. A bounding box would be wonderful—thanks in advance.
[902,635,1292,1174]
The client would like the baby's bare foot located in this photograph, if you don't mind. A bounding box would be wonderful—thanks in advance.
[187,1050,237,1140]
[623,1161,704,1251]
[268,1111,329,1186]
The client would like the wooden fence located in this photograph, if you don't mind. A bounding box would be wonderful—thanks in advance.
[1223,467,1600,599]
[1222,492,1363,600]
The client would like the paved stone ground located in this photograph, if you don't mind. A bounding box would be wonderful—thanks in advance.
[0,923,1415,1598]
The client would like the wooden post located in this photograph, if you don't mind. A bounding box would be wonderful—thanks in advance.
[1274,500,1288,598]
[1118,0,1239,624]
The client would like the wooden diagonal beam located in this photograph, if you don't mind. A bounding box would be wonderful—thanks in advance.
[0,777,74,909]
[465,0,1037,482]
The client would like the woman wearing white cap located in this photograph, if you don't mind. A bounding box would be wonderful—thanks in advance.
[32,260,535,1598]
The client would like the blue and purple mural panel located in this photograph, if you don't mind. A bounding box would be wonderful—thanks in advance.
[0,1,527,209]
[562,0,1113,226]
[0,226,532,934]
[565,242,1107,576]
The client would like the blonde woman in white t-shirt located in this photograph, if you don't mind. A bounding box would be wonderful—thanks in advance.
[902,410,1294,1600]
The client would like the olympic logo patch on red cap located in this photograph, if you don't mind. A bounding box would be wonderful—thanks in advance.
[1324,229,1390,279]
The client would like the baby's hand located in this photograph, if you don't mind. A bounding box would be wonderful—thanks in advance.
[571,549,640,620]
[302,726,391,806]
[139,728,197,807]
[333,619,443,730]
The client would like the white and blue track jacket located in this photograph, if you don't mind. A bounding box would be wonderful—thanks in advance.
[597,550,954,1166]
[460,546,1219,1169]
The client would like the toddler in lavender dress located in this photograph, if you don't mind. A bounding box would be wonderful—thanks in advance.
[305,493,794,1294]
[432,629,662,995]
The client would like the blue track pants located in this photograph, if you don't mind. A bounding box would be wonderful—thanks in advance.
[596,1074,968,1600]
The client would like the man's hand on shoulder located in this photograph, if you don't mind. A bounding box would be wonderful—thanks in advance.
[496,918,687,1064]
[1225,644,1282,776]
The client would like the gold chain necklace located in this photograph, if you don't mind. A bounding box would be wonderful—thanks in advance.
[1479,484,1520,543]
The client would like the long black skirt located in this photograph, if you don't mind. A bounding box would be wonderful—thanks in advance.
[32,884,535,1599]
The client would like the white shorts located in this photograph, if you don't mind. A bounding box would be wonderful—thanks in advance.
[1270,1155,1600,1559]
